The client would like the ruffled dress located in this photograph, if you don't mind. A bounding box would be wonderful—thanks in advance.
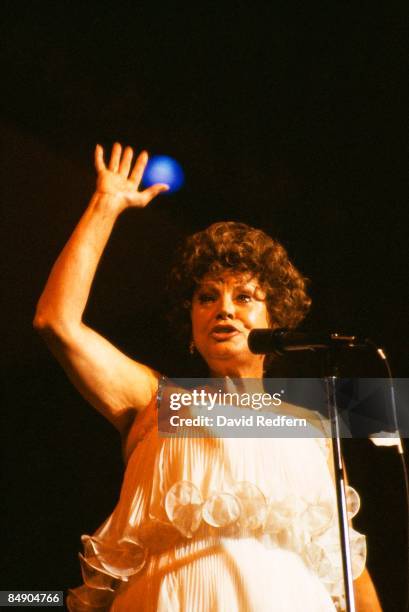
[66,384,366,612]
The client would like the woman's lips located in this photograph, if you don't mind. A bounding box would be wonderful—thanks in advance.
[210,325,241,341]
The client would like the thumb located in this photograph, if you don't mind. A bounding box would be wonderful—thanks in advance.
[139,183,170,206]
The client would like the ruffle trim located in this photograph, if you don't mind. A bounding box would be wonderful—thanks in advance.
[67,481,365,611]
[163,480,366,599]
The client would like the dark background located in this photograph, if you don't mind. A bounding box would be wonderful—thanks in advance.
[2,3,408,610]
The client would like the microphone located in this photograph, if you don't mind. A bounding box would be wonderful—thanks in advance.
[248,328,369,355]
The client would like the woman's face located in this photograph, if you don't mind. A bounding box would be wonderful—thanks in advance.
[191,271,270,376]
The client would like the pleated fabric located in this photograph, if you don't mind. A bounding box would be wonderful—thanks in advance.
[66,392,366,612]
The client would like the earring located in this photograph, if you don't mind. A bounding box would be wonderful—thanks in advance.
[189,340,195,355]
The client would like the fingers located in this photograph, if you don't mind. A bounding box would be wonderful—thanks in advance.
[94,144,106,173]
[139,183,170,206]
[129,150,149,185]
[108,142,122,171]
[95,143,156,192]
[119,146,134,177]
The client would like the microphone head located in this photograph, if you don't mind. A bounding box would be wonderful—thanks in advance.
[248,328,288,355]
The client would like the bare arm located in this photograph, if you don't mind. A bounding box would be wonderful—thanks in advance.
[34,143,169,433]
[354,567,382,611]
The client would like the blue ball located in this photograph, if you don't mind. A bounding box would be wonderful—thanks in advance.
[142,155,185,193]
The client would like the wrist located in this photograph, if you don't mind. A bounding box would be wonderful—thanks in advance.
[89,191,127,217]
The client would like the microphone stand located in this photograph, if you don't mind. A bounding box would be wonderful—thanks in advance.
[325,355,356,612]
[249,328,402,609]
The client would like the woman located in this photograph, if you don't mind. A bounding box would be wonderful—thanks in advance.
[34,144,381,610]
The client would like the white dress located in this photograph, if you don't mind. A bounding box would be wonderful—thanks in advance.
[66,385,366,612]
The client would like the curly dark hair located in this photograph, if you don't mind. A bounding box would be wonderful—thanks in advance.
[167,222,311,345]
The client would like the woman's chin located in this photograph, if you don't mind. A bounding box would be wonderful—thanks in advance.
[205,345,255,366]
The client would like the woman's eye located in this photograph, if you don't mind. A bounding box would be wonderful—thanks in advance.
[236,293,251,303]
[198,293,216,303]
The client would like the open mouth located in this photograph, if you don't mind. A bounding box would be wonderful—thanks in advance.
[210,324,240,340]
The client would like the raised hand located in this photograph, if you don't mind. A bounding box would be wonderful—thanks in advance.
[94,143,169,211]
[34,141,168,430]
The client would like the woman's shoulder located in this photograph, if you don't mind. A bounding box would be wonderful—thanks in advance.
[121,374,167,462]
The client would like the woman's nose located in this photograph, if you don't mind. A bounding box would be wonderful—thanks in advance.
[215,294,235,319]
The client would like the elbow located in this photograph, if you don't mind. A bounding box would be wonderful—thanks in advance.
[33,308,49,333]
[33,308,73,340]
[33,305,46,327]
[33,309,57,338]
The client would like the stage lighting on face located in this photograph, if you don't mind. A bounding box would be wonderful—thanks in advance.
[142,155,185,193]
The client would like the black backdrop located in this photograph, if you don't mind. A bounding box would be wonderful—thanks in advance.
[2,4,408,610]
